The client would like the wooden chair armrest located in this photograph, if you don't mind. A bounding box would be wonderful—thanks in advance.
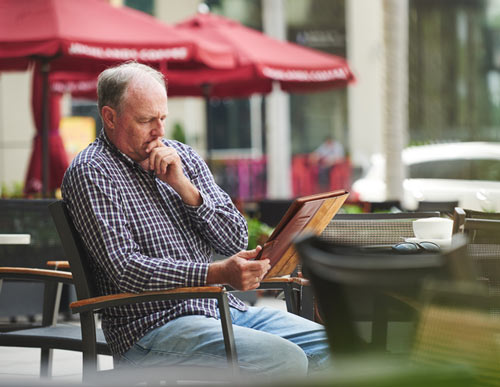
[70,286,226,313]
[290,277,310,286]
[261,276,294,284]
[46,260,70,270]
[0,266,73,284]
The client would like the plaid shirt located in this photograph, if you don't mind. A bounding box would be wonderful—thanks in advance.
[61,132,248,355]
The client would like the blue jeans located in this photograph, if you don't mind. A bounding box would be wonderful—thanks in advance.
[119,306,330,377]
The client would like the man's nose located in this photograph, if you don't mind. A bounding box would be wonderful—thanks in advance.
[152,118,165,137]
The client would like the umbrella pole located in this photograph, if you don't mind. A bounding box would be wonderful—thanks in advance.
[202,84,213,171]
[41,59,50,197]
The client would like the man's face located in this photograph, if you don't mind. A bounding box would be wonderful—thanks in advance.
[106,76,168,163]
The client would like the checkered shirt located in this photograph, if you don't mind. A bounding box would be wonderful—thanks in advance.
[61,132,248,355]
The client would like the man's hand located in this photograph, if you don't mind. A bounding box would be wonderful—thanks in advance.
[144,139,202,206]
[145,139,184,183]
[207,246,271,291]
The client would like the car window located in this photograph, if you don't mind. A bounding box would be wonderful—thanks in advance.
[409,159,500,181]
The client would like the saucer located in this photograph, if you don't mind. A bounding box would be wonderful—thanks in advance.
[405,237,452,248]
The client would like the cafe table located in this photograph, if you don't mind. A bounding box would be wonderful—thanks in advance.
[0,234,31,245]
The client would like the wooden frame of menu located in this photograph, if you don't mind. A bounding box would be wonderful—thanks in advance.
[257,190,349,278]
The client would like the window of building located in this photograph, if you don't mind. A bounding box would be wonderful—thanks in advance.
[125,0,154,15]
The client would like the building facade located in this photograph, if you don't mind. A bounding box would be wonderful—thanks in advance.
[1,0,498,200]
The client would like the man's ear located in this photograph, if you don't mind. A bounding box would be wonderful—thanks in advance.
[101,106,117,131]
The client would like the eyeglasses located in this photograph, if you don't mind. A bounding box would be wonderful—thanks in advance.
[392,241,440,254]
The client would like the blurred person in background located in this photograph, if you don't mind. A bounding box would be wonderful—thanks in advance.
[61,61,329,378]
[310,135,345,191]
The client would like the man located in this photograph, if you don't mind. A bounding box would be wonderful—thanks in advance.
[62,62,329,377]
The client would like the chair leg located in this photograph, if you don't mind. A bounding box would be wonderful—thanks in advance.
[38,280,63,377]
[42,282,63,326]
[283,283,298,314]
[299,284,315,321]
[40,348,54,378]
[372,294,388,350]
[80,312,98,383]
[218,292,239,375]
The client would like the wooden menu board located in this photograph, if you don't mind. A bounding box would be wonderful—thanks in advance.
[257,190,349,278]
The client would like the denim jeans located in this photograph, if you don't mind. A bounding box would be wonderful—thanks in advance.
[119,306,330,377]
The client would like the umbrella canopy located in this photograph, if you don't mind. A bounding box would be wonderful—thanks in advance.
[0,0,236,196]
[46,11,356,178]
[168,12,355,98]
[0,0,235,72]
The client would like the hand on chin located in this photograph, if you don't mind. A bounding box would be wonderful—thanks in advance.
[139,157,152,171]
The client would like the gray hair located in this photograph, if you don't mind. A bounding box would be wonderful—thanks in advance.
[97,62,166,116]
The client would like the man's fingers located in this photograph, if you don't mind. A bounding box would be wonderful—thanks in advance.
[149,147,174,174]
[238,245,262,260]
[145,138,164,154]
[242,259,268,271]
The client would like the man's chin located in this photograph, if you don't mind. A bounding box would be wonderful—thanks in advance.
[138,158,150,170]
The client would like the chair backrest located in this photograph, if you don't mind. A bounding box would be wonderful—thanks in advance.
[321,211,441,246]
[453,207,500,234]
[417,201,458,215]
[366,200,402,213]
[295,234,471,355]
[257,199,294,227]
[452,207,500,306]
[412,281,500,385]
[49,201,98,301]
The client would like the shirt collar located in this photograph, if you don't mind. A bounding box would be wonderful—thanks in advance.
[99,130,151,174]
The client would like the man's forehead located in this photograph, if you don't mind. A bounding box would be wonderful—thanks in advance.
[124,78,167,107]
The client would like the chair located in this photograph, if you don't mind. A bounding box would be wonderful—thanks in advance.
[0,199,69,324]
[452,207,500,236]
[417,200,458,216]
[295,234,473,355]
[452,207,500,312]
[0,199,109,378]
[48,200,238,382]
[366,200,402,213]
[0,267,111,377]
[256,198,294,227]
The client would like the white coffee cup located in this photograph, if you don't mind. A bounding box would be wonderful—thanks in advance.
[412,217,453,240]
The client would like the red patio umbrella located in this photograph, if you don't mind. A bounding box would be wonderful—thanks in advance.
[0,0,235,196]
[168,12,355,98]
[40,11,356,176]
[169,12,355,165]
[24,63,68,194]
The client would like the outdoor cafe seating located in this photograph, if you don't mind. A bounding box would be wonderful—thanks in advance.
[452,207,500,313]
[296,233,499,386]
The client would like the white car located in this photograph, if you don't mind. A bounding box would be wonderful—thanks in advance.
[351,142,500,212]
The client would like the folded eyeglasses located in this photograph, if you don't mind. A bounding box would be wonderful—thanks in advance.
[391,241,440,254]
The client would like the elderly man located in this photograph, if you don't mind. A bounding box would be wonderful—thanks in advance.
[61,61,329,377]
